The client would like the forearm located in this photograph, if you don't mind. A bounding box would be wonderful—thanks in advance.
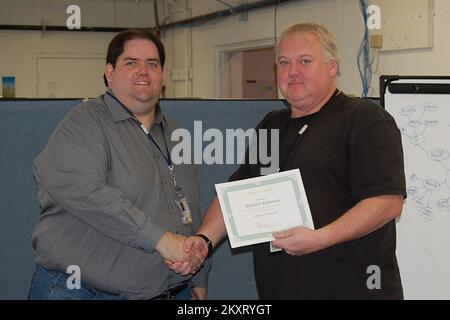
[197,197,227,247]
[319,195,404,249]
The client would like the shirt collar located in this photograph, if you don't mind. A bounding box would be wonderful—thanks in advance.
[104,89,166,128]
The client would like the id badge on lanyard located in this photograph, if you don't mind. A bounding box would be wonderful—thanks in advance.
[141,123,193,225]
[169,165,193,225]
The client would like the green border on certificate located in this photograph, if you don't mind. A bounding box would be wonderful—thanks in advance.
[215,169,314,248]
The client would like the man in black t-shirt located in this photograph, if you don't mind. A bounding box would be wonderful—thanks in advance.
[168,22,406,299]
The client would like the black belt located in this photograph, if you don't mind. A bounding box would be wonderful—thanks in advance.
[149,283,188,300]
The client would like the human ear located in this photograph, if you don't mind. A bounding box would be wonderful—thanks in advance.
[104,63,114,85]
[329,60,338,77]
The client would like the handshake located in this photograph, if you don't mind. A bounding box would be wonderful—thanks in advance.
[155,231,211,275]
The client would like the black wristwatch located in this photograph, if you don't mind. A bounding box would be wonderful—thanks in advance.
[196,234,214,257]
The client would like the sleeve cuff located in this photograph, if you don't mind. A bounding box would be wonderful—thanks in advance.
[134,217,166,253]
[352,187,406,203]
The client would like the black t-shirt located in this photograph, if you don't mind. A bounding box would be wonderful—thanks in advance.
[230,91,406,299]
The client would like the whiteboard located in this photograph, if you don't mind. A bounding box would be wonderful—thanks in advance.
[383,76,450,299]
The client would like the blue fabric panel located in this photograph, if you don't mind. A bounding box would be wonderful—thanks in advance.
[0,99,287,299]
[0,100,82,299]
[160,100,287,299]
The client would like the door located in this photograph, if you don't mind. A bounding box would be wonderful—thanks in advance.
[228,47,277,99]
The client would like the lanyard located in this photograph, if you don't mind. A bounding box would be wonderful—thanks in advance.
[104,91,172,167]
[103,91,192,224]
[139,123,173,168]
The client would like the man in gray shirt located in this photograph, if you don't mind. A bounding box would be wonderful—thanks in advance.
[28,29,209,300]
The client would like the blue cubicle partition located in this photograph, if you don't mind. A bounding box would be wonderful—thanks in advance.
[0,98,287,299]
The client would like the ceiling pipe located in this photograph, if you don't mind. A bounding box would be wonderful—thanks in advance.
[0,25,125,32]
[160,0,295,30]
[153,0,161,38]
[0,0,299,33]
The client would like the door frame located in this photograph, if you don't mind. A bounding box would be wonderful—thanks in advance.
[214,37,275,99]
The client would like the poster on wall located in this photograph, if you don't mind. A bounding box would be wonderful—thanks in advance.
[2,76,15,98]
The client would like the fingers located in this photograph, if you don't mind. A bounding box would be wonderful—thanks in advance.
[272,233,295,251]
[167,260,192,275]
[183,236,195,252]
[184,236,208,260]
[187,253,202,271]
[179,262,193,276]
[162,234,210,275]
[166,251,204,275]
[182,236,208,265]
[164,259,175,267]
[192,239,208,260]
[272,230,290,239]
[271,239,283,249]
[273,226,303,239]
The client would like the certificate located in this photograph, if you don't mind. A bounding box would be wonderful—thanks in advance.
[215,169,314,248]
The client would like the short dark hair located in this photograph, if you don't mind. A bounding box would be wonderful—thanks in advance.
[103,29,165,87]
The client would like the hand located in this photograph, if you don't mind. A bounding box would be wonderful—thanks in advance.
[191,287,207,300]
[156,232,204,275]
[164,259,191,275]
[165,236,208,274]
[184,235,209,260]
[272,226,326,256]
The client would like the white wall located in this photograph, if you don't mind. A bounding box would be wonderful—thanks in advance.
[0,30,112,98]
[229,51,244,98]
[372,0,450,96]
[162,0,365,98]
[0,0,156,27]
[0,0,157,98]
[164,0,450,98]
[1,0,450,98]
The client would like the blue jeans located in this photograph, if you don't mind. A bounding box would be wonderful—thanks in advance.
[28,264,190,300]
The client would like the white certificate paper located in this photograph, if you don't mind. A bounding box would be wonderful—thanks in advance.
[215,169,314,248]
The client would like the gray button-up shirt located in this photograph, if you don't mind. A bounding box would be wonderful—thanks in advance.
[32,91,208,299]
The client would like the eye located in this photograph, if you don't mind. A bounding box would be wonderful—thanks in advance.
[125,61,137,67]
[278,60,289,66]
[300,59,312,65]
[148,61,159,68]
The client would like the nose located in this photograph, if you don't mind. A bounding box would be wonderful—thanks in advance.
[288,61,301,76]
[136,62,149,75]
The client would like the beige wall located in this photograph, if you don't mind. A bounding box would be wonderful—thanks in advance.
[164,0,450,98]
[0,30,111,98]
[163,0,366,98]
[0,0,158,98]
[1,0,450,98]
[0,0,156,27]
[373,0,450,92]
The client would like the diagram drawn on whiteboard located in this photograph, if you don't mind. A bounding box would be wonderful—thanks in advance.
[397,102,450,220]
[395,101,450,221]
[383,76,450,299]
